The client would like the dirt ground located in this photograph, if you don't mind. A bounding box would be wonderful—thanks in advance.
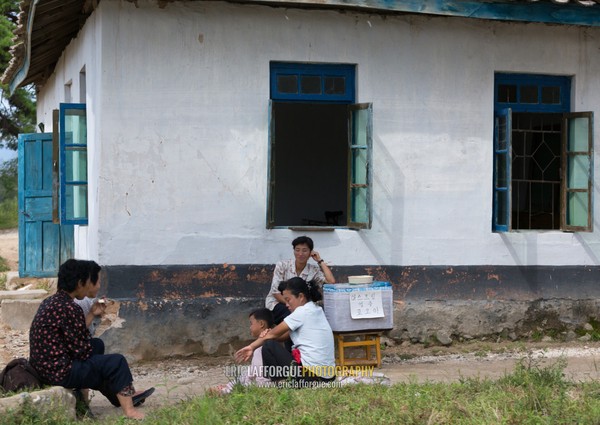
[4,324,600,421]
[3,230,600,420]
[0,228,18,271]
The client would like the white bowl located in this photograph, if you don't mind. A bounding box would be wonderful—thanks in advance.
[348,275,373,284]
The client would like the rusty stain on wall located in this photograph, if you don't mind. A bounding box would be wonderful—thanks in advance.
[104,264,600,305]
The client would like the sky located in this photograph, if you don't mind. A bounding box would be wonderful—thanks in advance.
[0,147,17,164]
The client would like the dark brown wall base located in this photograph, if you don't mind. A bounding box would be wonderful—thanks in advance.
[103,264,600,302]
[98,264,600,361]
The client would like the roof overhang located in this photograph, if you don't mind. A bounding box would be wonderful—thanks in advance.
[2,0,599,93]
[2,0,93,93]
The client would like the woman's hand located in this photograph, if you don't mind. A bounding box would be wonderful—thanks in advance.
[90,300,107,317]
[235,345,254,363]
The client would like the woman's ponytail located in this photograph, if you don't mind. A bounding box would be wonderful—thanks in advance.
[306,279,323,303]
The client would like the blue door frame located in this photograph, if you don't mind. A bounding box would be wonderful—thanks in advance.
[18,133,74,277]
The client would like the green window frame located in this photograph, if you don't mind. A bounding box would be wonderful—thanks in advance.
[348,103,373,229]
[59,103,88,225]
[562,112,593,231]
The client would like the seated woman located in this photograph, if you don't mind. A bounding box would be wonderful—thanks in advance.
[265,236,335,325]
[29,259,153,420]
[237,277,336,385]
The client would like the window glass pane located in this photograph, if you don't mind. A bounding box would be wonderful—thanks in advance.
[496,191,507,226]
[568,154,590,190]
[520,86,538,104]
[541,86,560,104]
[498,84,517,103]
[301,76,321,94]
[65,147,87,182]
[325,77,345,95]
[277,75,297,94]
[567,192,588,227]
[65,184,88,220]
[351,187,368,223]
[568,117,589,152]
[352,109,368,148]
[352,148,367,185]
[348,104,372,228]
[64,109,87,145]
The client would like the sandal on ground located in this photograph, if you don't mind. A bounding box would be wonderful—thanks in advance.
[133,387,155,407]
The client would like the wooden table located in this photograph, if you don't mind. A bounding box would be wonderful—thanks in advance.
[334,331,382,368]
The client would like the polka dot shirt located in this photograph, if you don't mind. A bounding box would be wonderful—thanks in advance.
[29,290,92,384]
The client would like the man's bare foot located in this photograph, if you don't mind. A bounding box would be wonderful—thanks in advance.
[207,384,227,396]
[123,409,145,420]
[117,393,145,420]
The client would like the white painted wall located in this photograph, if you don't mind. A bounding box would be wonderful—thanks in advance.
[37,0,600,267]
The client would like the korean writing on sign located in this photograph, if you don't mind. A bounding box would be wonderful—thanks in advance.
[349,290,385,319]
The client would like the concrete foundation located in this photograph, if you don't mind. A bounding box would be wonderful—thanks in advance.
[97,264,600,361]
[1,300,42,331]
[0,290,48,301]
[0,387,75,419]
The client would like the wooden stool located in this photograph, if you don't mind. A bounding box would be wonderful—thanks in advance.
[334,331,382,368]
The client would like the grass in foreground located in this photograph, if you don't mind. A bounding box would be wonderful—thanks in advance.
[0,255,10,273]
[5,356,600,425]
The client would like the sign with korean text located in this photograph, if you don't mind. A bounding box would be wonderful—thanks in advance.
[349,290,385,319]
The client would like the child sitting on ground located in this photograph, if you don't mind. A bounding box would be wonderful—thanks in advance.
[212,308,275,394]
[247,308,274,380]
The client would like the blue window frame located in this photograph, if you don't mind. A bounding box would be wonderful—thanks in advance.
[492,74,593,232]
[267,62,372,229]
[270,62,355,103]
[495,74,571,113]
[59,103,88,225]
[493,108,511,232]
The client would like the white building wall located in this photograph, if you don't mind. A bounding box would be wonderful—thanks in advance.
[35,7,105,260]
[37,0,600,267]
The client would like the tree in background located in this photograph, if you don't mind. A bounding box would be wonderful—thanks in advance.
[0,0,36,151]
[0,0,32,229]
[0,156,16,201]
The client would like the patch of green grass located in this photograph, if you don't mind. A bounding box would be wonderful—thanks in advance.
[12,356,600,425]
[1,396,74,425]
[585,318,600,341]
[0,255,10,273]
[530,330,544,342]
[0,198,18,230]
[33,278,53,292]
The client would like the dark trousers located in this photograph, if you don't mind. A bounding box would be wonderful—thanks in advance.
[261,340,335,384]
[272,304,293,352]
[272,303,291,325]
[59,338,132,406]
[91,338,105,356]
[262,339,294,380]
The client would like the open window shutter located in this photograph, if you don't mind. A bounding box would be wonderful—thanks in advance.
[266,100,276,228]
[493,108,511,232]
[59,103,88,225]
[347,103,373,229]
[562,112,593,232]
[52,109,59,224]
